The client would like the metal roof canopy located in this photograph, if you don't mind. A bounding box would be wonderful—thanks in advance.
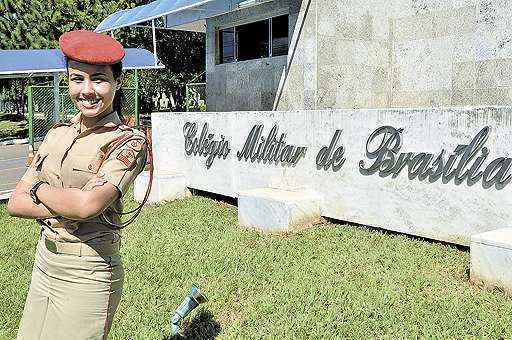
[0,48,162,78]
[96,0,273,69]
[95,0,273,33]
[0,48,162,125]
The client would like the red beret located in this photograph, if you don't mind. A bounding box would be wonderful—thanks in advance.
[59,30,125,65]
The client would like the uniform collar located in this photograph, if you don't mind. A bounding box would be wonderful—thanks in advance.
[71,110,122,133]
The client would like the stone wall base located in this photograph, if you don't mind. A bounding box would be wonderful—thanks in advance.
[238,187,322,232]
[470,228,512,294]
[134,171,191,204]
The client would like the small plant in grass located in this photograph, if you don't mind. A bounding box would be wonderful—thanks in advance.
[0,120,27,139]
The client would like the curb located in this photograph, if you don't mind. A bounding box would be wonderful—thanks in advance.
[0,138,28,146]
[0,190,13,201]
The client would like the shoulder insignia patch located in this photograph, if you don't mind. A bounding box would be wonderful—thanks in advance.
[116,148,137,168]
[127,138,144,152]
[51,122,73,129]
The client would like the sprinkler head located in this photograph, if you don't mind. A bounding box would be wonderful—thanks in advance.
[170,283,208,337]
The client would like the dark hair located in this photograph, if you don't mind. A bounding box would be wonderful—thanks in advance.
[110,62,124,119]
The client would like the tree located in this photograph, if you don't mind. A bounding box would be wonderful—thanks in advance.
[117,27,205,112]
[0,0,130,49]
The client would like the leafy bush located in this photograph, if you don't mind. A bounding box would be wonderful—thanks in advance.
[0,120,27,139]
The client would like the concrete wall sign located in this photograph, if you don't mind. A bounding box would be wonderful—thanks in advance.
[152,107,512,245]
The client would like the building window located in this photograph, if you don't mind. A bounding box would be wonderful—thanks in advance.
[237,19,270,61]
[218,14,288,64]
[271,15,288,57]
[220,27,235,63]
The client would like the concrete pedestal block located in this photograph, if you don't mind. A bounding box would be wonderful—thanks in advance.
[134,171,190,204]
[238,188,322,232]
[470,228,512,293]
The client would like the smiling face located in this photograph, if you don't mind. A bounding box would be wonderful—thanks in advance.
[67,60,122,118]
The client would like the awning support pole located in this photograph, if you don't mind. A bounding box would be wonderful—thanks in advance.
[28,86,34,148]
[134,69,140,126]
[152,19,158,67]
[52,73,60,123]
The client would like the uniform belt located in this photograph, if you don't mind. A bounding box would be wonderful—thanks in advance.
[37,217,79,230]
[43,237,120,257]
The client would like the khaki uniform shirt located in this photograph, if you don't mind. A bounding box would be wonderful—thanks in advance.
[21,111,147,243]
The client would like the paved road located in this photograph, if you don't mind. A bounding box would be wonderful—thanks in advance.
[0,144,30,192]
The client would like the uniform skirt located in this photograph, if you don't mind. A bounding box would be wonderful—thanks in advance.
[16,234,124,340]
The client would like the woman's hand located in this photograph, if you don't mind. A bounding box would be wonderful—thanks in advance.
[81,174,108,191]
[49,216,80,232]
[7,180,56,219]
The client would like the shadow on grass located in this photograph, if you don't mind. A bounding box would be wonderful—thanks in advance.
[189,187,238,207]
[163,309,221,340]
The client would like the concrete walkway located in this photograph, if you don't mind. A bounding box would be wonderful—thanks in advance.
[0,144,29,198]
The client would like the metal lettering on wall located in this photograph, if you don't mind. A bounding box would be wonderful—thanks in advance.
[183,122,510,190]
[183,122,231,169]
[236,125,307,166]
[359,126,511,190]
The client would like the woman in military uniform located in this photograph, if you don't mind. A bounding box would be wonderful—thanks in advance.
[7,30,147,339]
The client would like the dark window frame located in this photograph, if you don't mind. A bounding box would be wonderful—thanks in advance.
[218,14,288,64]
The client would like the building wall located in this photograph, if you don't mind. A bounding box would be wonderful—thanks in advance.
[205,0,294,111]
[276,0,512,110]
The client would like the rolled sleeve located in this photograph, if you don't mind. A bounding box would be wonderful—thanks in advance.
[100,136,147,197]
[20,162,38,185]
[20,138,50,185]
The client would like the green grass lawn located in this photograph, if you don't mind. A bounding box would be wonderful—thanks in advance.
[1,193,512,339]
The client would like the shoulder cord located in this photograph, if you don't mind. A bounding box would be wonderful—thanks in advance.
[97,127,154,229]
